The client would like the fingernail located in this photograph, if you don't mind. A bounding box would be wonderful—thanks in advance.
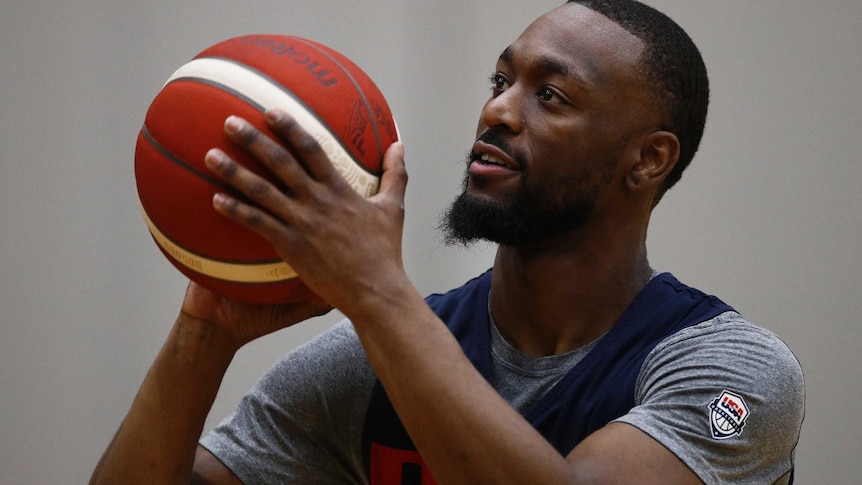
[388,141,404,160]
[264,108,286,124]
[204,148,223,168]
[213,192,228,208]
[225,115,242,133]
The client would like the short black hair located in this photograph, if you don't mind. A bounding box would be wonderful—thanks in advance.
[567,0,709,203]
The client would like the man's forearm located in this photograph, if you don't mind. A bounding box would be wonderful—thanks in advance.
[348,282,575,484]
[90,315,239,485]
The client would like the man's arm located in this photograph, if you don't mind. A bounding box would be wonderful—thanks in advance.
[206,110,703,483]
[349,283,702,484]
[89,310,239,485]
[89,283,329,484]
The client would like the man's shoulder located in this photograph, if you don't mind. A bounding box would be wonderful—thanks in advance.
[655,310,800,366]
[621,311,804,484]
[637,309,805,435]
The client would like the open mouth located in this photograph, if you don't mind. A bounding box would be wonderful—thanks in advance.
[471,140,520,172]
[477,153,507,166]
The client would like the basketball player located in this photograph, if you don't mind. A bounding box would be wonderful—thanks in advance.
[91,1,804,483]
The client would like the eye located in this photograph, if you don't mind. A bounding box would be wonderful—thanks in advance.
[489,72,509,94]
[536,86,562,104]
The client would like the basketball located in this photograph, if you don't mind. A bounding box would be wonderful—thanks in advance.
[135,35,399,304]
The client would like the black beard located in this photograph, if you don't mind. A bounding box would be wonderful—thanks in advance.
[440,165,599,247]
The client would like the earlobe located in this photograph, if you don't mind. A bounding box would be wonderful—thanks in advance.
[627,131,680,191]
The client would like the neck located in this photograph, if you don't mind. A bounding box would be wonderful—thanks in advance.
[489,225,653,357]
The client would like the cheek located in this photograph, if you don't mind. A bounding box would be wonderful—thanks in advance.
[540,127,627,182]
[527,133,587,181]
[526,124,570,163]
[527,113,595,158]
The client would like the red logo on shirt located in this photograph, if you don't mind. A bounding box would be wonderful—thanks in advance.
[369,443,439,484]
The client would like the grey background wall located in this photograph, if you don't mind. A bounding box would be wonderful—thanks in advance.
[1,1,859,482]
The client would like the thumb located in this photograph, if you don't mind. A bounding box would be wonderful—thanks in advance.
[375,141,407,213]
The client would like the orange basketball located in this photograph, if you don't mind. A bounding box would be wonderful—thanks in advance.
[135,35,399,304]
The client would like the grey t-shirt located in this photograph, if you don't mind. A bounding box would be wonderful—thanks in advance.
[201,312,803,484]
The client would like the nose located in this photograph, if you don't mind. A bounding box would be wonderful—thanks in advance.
[480,87,523,133]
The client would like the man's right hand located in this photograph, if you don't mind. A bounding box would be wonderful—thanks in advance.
[179,281,333,350]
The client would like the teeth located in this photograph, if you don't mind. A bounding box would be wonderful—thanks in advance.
[480,154,504,165]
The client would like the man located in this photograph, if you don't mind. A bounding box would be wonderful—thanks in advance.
[91,1,804,483]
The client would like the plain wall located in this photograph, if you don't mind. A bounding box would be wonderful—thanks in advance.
[1,1,859,482]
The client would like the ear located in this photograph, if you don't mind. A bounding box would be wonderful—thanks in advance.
[626,130,680,191]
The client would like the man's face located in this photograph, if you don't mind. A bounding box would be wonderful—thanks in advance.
[442,4,655,246]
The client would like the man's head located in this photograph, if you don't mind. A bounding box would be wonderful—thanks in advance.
[442,0,708,247]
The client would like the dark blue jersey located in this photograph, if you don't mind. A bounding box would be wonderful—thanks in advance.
[362,270,734,484]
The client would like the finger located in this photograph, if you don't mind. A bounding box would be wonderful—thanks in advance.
[211,191,295,247]
[264,108,344,186]
[223,115,310,193]
[204,148,292,222]
[374,141,408,216]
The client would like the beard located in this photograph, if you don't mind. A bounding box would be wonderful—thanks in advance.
[440,156,604,247]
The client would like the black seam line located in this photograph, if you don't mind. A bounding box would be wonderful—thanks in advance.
[139,127,284,266]
[167,75,266,112]
[192,55,380,177]
[141,124,235,193]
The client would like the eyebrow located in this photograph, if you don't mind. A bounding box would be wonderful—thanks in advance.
[498,46,593,91]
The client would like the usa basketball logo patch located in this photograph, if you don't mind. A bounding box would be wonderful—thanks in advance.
[708,390,750,440]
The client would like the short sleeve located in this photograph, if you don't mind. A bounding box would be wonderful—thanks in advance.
[614,312,804,484]
[200,319,377,485]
